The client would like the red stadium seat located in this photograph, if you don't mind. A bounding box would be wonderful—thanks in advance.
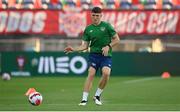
[0,0,1,8]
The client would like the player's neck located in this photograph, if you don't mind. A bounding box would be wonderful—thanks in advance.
[93,21,101,26]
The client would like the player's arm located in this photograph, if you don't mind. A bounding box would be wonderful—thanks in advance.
[102,33,120,56]
[74,40,89,52]
[64,40,89,54]
[109,33,120,48]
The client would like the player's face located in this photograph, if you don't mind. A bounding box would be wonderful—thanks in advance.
[91,13,102,25]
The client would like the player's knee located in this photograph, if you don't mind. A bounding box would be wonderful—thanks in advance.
[87,67,96,80]
[102,72,110,80]
[88,74,95,81]
[102,66,111,75]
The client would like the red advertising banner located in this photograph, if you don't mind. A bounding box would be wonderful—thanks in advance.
[102,10,180,35]
[0,10,180,36]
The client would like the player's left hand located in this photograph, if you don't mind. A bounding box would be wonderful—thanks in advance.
[64,46,74,54]
[102,46,109,56]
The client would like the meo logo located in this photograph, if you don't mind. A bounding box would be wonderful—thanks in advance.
[38,56,87,75]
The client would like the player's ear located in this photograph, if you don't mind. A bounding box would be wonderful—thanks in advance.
[100,13,102,18]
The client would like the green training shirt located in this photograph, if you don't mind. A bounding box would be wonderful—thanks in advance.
[82,21,116,56]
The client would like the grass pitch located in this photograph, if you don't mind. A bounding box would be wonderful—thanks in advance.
[0,76,180,111]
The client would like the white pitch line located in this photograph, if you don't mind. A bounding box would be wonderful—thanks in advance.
[123,77,161,84]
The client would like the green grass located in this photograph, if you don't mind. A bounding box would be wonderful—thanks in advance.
[0,76,180,111]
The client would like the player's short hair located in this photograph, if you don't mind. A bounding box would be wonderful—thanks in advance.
[91,7,102,13]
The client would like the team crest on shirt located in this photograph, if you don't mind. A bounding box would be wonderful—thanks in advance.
[100,27,105,31]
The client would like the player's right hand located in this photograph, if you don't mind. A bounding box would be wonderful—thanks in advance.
[64,46,74,54]
[102,45,109,56]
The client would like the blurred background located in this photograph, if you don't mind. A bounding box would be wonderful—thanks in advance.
[0,0,180,76]
[1,0,180,111]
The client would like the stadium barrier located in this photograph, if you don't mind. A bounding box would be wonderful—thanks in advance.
[1,52,180,76]
[0,10,180,37]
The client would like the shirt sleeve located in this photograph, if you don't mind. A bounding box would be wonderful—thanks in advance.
[82,28,90,42]
[107,23,116,38]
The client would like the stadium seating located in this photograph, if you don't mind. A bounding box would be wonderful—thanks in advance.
[0,0,180,10]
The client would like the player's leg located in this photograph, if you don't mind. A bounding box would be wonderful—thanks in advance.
[94,56,112,105]
[79,67,97,106]
[94,66,111,105]
[98,66,111,89]
[84,66,96,92]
